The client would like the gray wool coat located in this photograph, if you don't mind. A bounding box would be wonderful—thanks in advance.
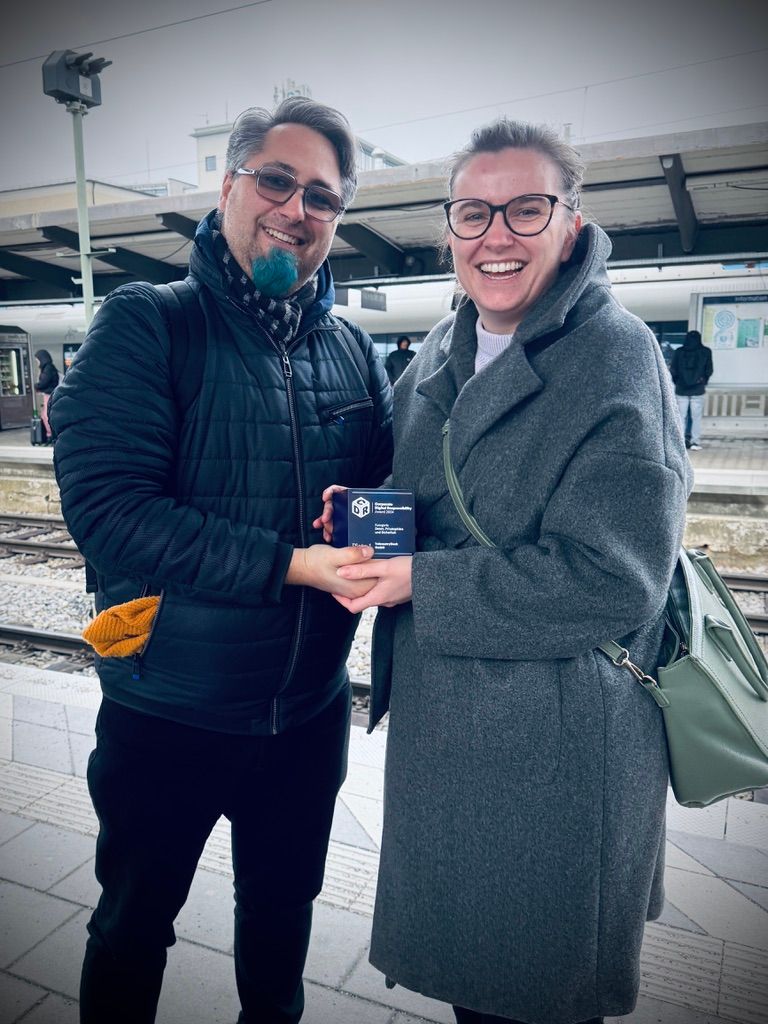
[367,224,692,1023]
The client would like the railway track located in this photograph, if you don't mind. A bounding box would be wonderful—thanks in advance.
[0,514,766,643]
[0,513,82,562]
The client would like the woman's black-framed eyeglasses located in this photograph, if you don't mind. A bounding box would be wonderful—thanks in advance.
[444,193,576,240]
[236,164,345,222]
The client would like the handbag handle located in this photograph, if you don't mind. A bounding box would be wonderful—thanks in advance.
[440,418,671,707]
[691,551,768,695]
[706,616,768,701]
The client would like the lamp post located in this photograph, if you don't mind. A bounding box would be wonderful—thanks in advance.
[42,50,111,327]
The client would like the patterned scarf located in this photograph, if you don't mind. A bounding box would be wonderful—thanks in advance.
[209,210,317,346]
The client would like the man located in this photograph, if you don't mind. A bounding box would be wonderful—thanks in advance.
[50,98,392,1024]
[384,334,415,383]
[670,329,713,450]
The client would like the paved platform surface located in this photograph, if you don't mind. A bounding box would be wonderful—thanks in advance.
[2,429,766,495]
[1,662,767,1024]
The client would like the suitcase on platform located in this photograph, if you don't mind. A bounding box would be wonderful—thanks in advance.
[30,416,45,446]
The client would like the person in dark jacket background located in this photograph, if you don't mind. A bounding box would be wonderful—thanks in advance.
[49,99,392,1024]
[384,335,416,383]
[33,348,59,443]
[670,329,713,450]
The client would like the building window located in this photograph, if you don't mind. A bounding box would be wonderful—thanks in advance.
[205,155,217,172]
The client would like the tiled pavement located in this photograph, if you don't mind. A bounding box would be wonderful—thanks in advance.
[1,662,768,1024]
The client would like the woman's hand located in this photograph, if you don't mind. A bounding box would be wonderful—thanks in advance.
[333,555,413,614]
[312,484,347,543]
[286,543,377,598]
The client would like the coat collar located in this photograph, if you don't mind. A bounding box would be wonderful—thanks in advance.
[414,223,611,467]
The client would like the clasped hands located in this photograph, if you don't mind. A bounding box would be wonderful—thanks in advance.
[285,484,412,614]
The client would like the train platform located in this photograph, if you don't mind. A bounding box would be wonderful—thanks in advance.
[1,662,767,1024]
[1,428,767,496]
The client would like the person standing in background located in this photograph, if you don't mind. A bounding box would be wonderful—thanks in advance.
[384,335,416,384]
[670,329,713,450]
[33,348,59,444]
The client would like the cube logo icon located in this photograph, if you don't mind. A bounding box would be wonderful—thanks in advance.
[351,497,371,519]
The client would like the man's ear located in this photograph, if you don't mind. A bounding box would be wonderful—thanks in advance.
[560,211,583,262]
[218,172,234,212]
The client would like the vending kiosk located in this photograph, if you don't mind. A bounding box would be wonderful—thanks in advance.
[0,327,34,429]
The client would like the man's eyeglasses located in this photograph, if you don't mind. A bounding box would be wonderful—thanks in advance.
[236,165,345,222]
[444,193,576,240]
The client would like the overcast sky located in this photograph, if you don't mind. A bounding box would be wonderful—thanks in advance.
[1,0,766,193]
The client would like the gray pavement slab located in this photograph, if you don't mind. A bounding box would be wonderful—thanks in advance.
[0,822,93,890]
[728,879,768,913]
[0,970,47,1024]
[63,705,97,737]
[155,938,241,1024]
[343,956,454,1024]
[656,900,708,934]
[47,857,98,908]
[13,993,79,1024]
[173,868,235,954]
[303,981,394,1024]
[11,698,67,731]
[12,721,72,775]
[330,796,379,852]
[0,881,80,969]
[667,830,768,887]
[7,908,89,999]
[304,904,372,989]
[67,730,93,778]
[0,811,33,847]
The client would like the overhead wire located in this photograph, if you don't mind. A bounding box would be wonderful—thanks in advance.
[0,0,277,69]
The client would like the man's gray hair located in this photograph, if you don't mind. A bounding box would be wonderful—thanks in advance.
[447,118,585,209]
[226,97,358,207]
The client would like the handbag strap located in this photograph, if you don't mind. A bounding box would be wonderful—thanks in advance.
[441,418,670,708]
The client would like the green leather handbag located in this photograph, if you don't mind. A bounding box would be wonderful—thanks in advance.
[442,420,768,808]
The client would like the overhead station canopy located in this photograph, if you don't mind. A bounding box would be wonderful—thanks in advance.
[0,122,766,302]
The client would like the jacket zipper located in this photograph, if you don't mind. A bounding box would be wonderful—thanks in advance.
[224,306,336,733]
[131,586,165,680]
[270,339,309,734]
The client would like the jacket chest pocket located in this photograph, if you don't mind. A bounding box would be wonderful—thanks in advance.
[321,396,374,425]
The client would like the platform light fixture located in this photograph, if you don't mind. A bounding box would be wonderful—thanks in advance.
[42,49,112,326]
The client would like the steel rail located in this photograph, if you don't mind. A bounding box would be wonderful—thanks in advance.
[0,539,82,560]
[0,624,89,655]
[0,514,68,530]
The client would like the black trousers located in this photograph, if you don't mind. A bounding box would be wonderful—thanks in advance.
[80,687,351,1024]
[454,1010,604,1024]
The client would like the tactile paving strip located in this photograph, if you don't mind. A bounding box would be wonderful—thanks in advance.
[720,942,768,1024]
[0,759,378,915]
[640,923,723,1015]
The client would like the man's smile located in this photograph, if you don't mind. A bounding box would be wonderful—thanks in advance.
[263,225,305,246]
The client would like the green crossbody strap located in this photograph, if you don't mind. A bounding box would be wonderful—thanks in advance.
[441,421,495,548]
[441,418,670,708]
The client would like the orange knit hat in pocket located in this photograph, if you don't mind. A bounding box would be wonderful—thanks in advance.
[82,596,160,658]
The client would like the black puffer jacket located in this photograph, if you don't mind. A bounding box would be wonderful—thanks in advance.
[50,213,393,735]
[670,332,713,396]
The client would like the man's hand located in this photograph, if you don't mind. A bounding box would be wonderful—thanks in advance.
[311,484,347,543]
[333,555,413,614]
[286,543,376,599]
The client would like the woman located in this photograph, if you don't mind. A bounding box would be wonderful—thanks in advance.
[34,348,59,443]
[326,120,691,1023]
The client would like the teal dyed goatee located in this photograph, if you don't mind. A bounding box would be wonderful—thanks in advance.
[251,247,299,297]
